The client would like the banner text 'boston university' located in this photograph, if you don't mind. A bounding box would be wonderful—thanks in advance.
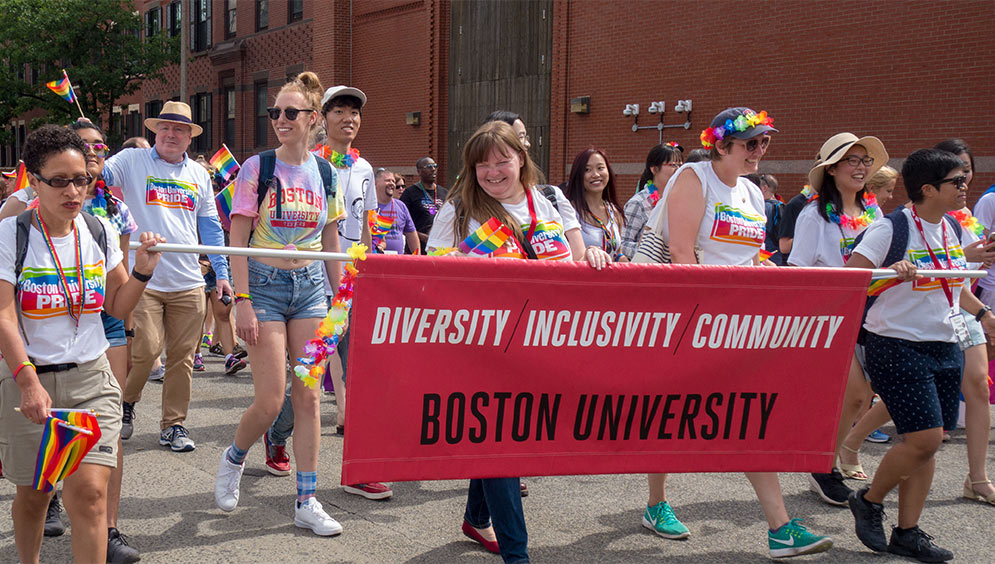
[341,257,870,484]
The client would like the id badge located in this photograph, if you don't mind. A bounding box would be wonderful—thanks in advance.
[948,310,971,350]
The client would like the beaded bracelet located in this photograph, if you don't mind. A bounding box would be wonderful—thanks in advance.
[13,361,35,381]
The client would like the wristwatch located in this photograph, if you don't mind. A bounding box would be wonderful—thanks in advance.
[975,306,992,322]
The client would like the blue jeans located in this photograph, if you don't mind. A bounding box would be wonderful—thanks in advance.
[465,478,529,563]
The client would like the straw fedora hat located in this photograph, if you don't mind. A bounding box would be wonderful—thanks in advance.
[808,133,888,192]
[144,101,203,137]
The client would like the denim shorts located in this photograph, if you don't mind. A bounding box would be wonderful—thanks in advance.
[961,308,986,348]
[101,311,127,348]
[247,258,328,323]
[204,268,217,293]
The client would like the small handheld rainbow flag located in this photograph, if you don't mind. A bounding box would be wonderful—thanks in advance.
[368,210,394,235]
[215,181,235,231]
[311,144,332,160]
[209,144,240,182]
[13,161,30,192]
[758,249,774,262]
[46,70,77,104]
[458,217,513,255]
[32,409,101,492]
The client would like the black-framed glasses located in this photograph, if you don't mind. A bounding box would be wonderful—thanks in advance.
[85,143,109,158]
[937,175,969,189]
[33,172,92,188]
[734,136,770,153]
[267,107,314,121]
[841,155,875,168]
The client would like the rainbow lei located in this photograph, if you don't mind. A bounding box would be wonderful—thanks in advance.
[645,181,660,207]
[700,110,773,149]
[89,180,108,218]
[825,192,881,230]
[329,147,360,168]
[293,243,368,388]
[800,185,816,201]
[949,210,984,237]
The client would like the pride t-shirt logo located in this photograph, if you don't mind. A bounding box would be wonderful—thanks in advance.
[145,176,197,211]
[710,203,765,247]
[489,221,571,261]
[18,263,107,320]
[909,247,967,291]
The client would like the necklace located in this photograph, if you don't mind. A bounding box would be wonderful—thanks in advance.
[949,210,984,237]
[35,209,85,331]
[645,181,660,207]
[825,192,881,230]
[589,203,620,256]
[89,180,109,218]
[419,182,441,215]
[329,147,360,168]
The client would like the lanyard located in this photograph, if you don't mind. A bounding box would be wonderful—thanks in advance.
[590,204,620,255]
[910,206,955,308]
[35,210,85,331]
[524,187,538,241]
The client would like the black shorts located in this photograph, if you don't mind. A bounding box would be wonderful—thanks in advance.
[864,332,963,434]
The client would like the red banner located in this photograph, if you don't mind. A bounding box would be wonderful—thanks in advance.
[341,257,871,484]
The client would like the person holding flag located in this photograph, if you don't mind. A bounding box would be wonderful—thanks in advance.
[0,125,165,564]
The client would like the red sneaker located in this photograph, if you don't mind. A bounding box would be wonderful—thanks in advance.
[263,434,290,476]
[462,520,500,554]
[343,482,393,500]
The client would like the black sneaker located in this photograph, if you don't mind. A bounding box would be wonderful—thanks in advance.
[107,527,141,563]
[44,492,65,537]
[121,401,135,440]
[848,486,888,552]
[808,468,852,506]
[208,342,225,357]
[232,343,248,359]
[888,526,953,563]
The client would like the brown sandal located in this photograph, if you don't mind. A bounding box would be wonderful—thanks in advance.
[963,476,995,506]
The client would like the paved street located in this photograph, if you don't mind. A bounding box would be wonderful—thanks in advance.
[2,351,993,563]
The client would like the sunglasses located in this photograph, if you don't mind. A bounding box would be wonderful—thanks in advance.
[840,155,875,168]
[85,143,109,158]
[34,172,93,188]
[420,163,439,170]
[733,136,771,153]
[267,107,314,121]
[936,175,969,189]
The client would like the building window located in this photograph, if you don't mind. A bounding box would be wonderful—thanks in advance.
[225,0,237,38]
[168,1,182,37]
[256,0,268,31]
[191,92,212,154]
[288,0,303,23]
[111,112,123,142]
[144,100,163,145]
[223,86,236,148]
[191,0,212,52]
[145,6,162,39]
[255,81,268,147]
[126,110,142,139]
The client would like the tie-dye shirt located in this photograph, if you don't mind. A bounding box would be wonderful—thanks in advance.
[0,214,123,364]
[231,154,345,251]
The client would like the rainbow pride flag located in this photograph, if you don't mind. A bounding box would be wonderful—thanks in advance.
[369,210,394,235]
[13,161,30,192]
[458,217,513,255]
[33,409,101,492]
[215,181,235,230]
[311,144,332,160]
[209,145,240,182]
[45,70,76,104]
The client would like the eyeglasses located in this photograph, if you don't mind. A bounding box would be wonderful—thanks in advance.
[733,136,770,153]
[662,162,681,169]
[33,172,93,188]
[840,155,875,168]
[937,175,969,189]
[518,133,531,144]
[85,143,109,158]
[267,107,314,121]
[420,163,439,170]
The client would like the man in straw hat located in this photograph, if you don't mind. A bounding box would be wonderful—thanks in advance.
[102,101,232,453]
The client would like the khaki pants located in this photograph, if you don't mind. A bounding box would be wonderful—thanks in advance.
[125,287,206,430]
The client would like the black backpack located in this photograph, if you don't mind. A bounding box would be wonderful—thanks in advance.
[15,210,108,287]
[853,208,962,343]
[257,149,337,220]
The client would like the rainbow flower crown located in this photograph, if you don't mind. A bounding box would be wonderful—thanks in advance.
[700,110,773,149]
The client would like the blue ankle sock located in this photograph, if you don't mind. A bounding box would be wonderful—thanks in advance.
[297,471,317,503]
[227,442,248,465]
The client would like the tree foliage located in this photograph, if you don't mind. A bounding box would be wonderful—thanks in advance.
[0,0,179,144]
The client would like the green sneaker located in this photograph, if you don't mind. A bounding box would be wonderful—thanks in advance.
[641,501,690,539]
[768,518,833,558]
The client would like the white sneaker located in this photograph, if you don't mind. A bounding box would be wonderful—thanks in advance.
[214,447,244,512]
[294,498,343,536]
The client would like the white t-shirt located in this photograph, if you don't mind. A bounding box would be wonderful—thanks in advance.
[854,207,968,343]
[973,192,995,290]
[788,201,869,267]
[647,161,766,266]
[427,186,580,261]
[103,147,216,292]
[0,214,123,364]
[335,157,377,244]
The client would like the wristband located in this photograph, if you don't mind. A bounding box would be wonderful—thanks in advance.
[131,268,153,283]
[13,361,35,381]
[234,293,252,304]
[124,329,135,338]
[976,305,992,322]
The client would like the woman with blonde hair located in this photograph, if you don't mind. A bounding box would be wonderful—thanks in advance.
[428,121,610,563]
[864,166,898,207]
[213,71,346,535]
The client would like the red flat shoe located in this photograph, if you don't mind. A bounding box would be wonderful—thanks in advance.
[462,520,500,554]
